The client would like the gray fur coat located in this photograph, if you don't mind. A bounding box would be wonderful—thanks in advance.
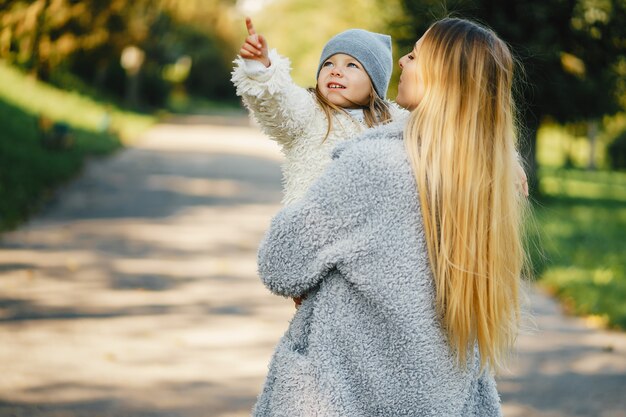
[255,120,503,417]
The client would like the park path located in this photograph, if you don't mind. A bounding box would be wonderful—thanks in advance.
[0,116,625,417]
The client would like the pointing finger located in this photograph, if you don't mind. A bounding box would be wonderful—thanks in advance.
[246,17,256,36]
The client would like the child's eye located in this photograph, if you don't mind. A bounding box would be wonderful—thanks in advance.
[323,61,334,67]
[407,54,415,60]
[347,62,359,68]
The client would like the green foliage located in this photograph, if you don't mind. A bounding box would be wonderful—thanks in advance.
[538,123,607,169]
[143,12,236,102]
[0,62,152,142]
[396,0,626,123]
[607,127,626,169]
[0,0,239,107]
[532,168,626,329]
[396,0,626,186]
[528,112,626,329]
[0,99,115,230]
[0,62,154,231]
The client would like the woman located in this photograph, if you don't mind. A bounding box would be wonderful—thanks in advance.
[254,17,528,417]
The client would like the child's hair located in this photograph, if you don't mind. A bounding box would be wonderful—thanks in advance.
[403,18,529,372]
[309,85,392,141]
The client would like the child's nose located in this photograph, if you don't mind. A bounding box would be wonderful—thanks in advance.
[331,67,343,76]
[398,57,404,69]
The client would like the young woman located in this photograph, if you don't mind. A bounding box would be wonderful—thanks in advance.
[254,17,529,416]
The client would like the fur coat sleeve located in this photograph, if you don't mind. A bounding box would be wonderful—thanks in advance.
[255,120,503,417]
[257,138,376,297]
[231,49,318,149]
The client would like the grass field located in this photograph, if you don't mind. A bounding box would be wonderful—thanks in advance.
[0,62,154,231]
[533,125,626,329]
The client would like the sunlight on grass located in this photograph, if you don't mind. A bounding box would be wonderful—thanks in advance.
[541,266,626,329]
[540,172,626,201]
[0,62,154,143]
[533,207,626,329]
[0,61,156,230]
[537,124,572,167]
[536,121,620,170]
[531,125,626,328]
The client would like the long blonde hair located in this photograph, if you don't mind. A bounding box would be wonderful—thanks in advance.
[404,18,528,371]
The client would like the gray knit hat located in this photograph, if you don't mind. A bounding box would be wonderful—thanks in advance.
[316,29,393,99]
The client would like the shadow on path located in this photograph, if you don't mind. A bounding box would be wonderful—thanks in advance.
[0,118,293,417]
[497,291,626,417]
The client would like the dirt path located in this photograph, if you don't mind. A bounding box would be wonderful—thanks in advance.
[0,117,624,417]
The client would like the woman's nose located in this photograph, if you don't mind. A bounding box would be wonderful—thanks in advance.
[398,57,404,69]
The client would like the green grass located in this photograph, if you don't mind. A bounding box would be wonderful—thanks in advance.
[534,120,626,329]
[0,62,154,143]
[0,61,155,231]
[532,168,626,329]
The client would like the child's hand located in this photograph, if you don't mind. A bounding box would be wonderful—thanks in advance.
[515,161,529,197]
[239,17,270,67]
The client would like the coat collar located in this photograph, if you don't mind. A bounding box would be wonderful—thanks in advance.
[332,114,407,160]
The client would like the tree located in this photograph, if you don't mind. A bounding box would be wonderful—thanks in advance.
[0,0,240,106]
[395,0,626,187]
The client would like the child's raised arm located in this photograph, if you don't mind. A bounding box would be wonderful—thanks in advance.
[232,17,318,149]
[239,18,270,67]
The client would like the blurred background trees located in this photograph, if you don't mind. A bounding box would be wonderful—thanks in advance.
[5,0,624,169]
[1,0,625,190]
[392,0,626,187]
[0,0,239,108]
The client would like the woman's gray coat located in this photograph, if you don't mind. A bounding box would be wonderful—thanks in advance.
[255,120,503,417]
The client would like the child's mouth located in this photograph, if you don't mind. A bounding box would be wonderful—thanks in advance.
[327,83,346,89]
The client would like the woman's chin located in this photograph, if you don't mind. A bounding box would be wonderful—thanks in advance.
[396,96,417,111]
[395,95,407,109]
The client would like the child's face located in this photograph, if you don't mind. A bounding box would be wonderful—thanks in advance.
[396,40,424,111]
[317,53,372,109]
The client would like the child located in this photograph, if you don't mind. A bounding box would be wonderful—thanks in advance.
[232,17,406,205]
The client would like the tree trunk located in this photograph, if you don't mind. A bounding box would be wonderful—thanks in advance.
[30,0,51,80]
[126,72,141,108]
[587,119,598,170]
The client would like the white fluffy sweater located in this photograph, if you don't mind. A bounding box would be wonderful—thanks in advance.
[231,49,407,205]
